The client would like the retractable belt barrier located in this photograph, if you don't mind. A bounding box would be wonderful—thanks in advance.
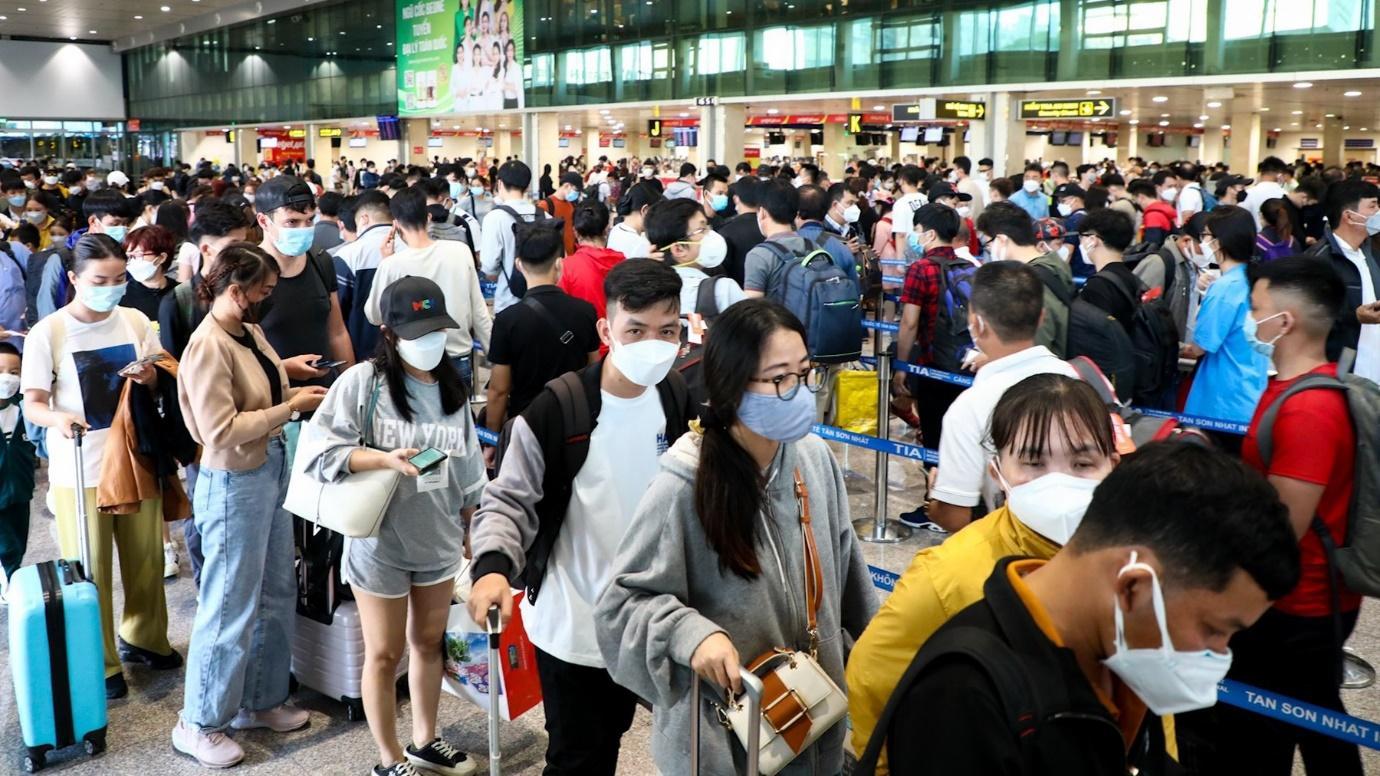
[480,280,496,299]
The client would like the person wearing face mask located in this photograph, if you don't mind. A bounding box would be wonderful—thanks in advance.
[850,373,1120,771]
[22,233,179,699]
[925,261,1079,533]
[951,156,986,220]
[975,202,1073,357]
[1131,211,1206,341]
[253,175,355,390]
[1074,209,1141,336]
[796,184,861,284]
[593,298,875,776]
[469,259,695,775]
[1304,179,1380,384]
[172,245,327,768]
[607,180,660,262]
[699,172,732,227]
[0,342,34,605]
[1010,163,1050,221]
[1182,258,1363,775]
[1,174,29,228]
[1128,178,1178,247]
[646,198,745,325]
[333,190,395,363]
[538,171,584,257]
[366,186,491,392]
[118,225,180,320]
[1181,207,1270,438]
[19,193,55,250]
[35,188,133,322]
[1051,182,1092,275]
[888,164,928,259]
[298,277,485,776]
[866,442,1300,776]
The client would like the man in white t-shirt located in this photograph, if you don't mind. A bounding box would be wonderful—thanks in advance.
[366,186,491,389]
[607,181,657,260]
[1240,155,1290,227]
[480,160,542,313]
[889,164,928,260]
[925,260,1078,533]
[1174,162,1206,227]
[466,259,695,775]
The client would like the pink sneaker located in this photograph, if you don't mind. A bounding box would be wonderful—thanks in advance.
[172,718,244,769]
[231,704,310,733]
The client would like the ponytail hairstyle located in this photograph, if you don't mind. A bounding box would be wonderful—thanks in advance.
[70,233,125,278]
[695,298,809,579]
[195,242,279,306]
[1261,197,1293,244]
[371,327,467,423]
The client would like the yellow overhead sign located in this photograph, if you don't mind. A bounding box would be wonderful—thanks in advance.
[648,119,663,138]
[318,128,343,138]
[937,100,986,120]
[847,114,863,134]
[1019,98,1117,120]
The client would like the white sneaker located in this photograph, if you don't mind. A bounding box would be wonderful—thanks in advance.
[231,704,310,733]
[172,718,244,769]
[163,542,179,580]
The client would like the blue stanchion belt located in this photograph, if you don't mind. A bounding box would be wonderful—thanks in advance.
[475,426,499,446]
[480,280,496,299]
[882,275,905,285]
[811,423,939,465]
[879,259,909,268]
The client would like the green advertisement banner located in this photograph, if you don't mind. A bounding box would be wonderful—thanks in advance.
[397,0,524,116]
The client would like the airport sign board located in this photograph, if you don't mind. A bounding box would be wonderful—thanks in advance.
[1019,98,1118,120]
[935,100,986,120]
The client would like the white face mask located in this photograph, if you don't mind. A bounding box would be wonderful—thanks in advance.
[395,330,448,371]
[609,337,678,387]
[0,374,19,400]
[1101,552,1233,715]
[1023,179,1041,194]
[42,175,58,186]
[127,257,160,283]
[149,180,165,191]
[842,204,861,224]
[1160,186,1179,202]
[1057,202,1073,217]
[957,205,972,219]
[1057,244,1073,264]
[692,229,728,269]
[995,466,1100,545]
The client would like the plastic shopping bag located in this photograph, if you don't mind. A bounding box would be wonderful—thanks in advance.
[441,591,542,721]
[833,369,879,435]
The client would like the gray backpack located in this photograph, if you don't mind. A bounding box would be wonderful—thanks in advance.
[1257,351,1380,598]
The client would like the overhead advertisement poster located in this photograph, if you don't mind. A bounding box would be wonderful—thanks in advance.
[397,0,525,116]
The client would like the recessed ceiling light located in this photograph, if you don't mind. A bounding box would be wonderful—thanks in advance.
[563,124,571,130]
[1345,125,1351,130]
[1291,110,1303,115]
[679,112,688,117]
[68,35,75,39]
[1316,123,1323,128]
[1206,101,1221,108]
[453,124,460,129]
[767,108,779,115]
[1119,109,1131,116]
[133,14,142,18]
[1345,90,1363,97]
[160,5,170,10]
[1294,81,1313,88]
[266,18,274,23]
[1273,127,1282,131]
[1198,114,1208,120]
[1087,90,1101,95]
[1193,123,1203,128]
[1260,107,1270,112]
[307,36,313,40]
[1129,120,1140,125]
[1160,113,1169,118]
[1325,113,1336,118]
[1152,95,1168,103]
[1291,122,1300,126]
[1222,124,1230,129]
[88,29,95,33]
[1158,120,1169,127]
[872,105,884,111]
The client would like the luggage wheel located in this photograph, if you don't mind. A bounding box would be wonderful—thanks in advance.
[83,730,107,757]
[345,698,366,722]
[23,746,49,773]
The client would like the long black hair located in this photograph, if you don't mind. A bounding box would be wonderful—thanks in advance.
[372,329,467,423]
[695,299,808,579]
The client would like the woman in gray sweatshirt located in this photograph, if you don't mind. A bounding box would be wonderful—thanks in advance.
[596,299,877,775]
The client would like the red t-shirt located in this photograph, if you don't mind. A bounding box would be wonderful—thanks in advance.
[1241,363,1360,617]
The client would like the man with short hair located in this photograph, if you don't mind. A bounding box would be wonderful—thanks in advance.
[645,197,744,319]
[1174,162,1206,226]
[1010,163,1049,220]
[1213,173,1254,207]
[975,202,1072,357]
[879,442,1301,775]
[1240,155,1290,225]
[717,176,765,287]
[1306,179,1380,383]
[485,219,599,454]
[743,179,809,300]
[366,186,492,390]
[1053,182,1090,275]
[36,189,134,319]
[889,164,928,258]
[481,160,545,313]
[332,190,393,361]
[797,184,859,282]
[951,156,986,219]
[925,261,1078,532]
[1132,211,1207,340]
[539,171,583,256]
[1128,179,1177,246]
[313,191,345,253]
[468,259,695,776]
[1077,208,1141,335]
[698,173,730,227]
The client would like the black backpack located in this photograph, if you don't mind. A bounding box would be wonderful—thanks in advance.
[931,255,979,372]
[1105,270,1180,410]
[1065,298,1138,402]
[673,277,724,407]
[493,204,553,300]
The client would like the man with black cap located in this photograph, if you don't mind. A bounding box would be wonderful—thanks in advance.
[1214,173,1254,207]
[538,171,583,256]
[929,181,979,257]
[254,175,354,387]
[1053,181,1092,276]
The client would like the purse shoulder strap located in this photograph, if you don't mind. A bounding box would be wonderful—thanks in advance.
[363,372,384,448]
[793,467,823,656]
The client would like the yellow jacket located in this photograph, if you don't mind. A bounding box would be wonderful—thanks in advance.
[845,505,1058,768]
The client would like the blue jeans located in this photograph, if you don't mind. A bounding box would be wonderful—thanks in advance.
[181,437,296,731]
[182,462,205,586]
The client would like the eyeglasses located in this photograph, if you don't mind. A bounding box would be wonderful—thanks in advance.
[750,365,828,400]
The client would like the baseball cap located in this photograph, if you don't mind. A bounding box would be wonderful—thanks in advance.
[379,276,459,340]
[1033,217,1065,242]
[559,171,584,189]
[107,170,130,187]
[254,175,316,215]
[1052,183,1087,201]
[927,182,972,203]
[1214,174,1254,198]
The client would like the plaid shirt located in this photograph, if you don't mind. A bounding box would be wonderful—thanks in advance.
[899,246,956,365]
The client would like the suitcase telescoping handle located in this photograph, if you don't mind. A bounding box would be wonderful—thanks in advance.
[70,424,93,579]
[487,604,502,776]
[689,666,764,776]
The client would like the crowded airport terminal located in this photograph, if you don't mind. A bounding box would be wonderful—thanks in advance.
[3,1,1380,774]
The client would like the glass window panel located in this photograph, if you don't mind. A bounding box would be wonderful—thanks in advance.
[755,25,835,71]
[694,32,745,76]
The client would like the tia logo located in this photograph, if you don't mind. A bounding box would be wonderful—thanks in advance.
[411,299,434,311]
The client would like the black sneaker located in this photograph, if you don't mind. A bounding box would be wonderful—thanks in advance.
[105,673,128,700]
[118,637,184,670]
[372,763,421,776]
[405,738,477,776]
[898,505,949,535]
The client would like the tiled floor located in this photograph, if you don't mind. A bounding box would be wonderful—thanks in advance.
[1,428,1377,775]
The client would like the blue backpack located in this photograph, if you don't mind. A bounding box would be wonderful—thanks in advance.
[931,256,979,372]
[1200,187,1219,212]
[761,239,863,364]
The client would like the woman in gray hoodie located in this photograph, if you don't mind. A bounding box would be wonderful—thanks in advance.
[596,299,877,775]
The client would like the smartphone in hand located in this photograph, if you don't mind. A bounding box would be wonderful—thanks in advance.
[408,447,448,474]
[309,359,346,370]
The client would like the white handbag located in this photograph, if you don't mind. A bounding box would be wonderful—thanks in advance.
[283,378,400,538]
[717,469,848,776]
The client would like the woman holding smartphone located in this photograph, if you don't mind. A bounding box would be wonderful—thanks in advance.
[298,276,485,776]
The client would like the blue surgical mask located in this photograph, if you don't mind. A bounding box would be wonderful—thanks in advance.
[103,225,128,244]
[6,195,24,208]
[448,180,464,199]
[470,185,485,197]
[737,386,817,443]
[273,225,316,256]
[79,282,127,313]
[907,232,927,256]
[1243,311,1285,359]
[710,193,729,212]
[565,190,580,203]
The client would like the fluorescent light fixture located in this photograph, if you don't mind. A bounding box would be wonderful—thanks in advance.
[1294,81,1313,89]
[1345,90,1363,97]
[1152,95,1168,103]
[1206,101,1221,108]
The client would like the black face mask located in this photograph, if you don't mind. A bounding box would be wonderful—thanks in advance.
[236,289,270,325]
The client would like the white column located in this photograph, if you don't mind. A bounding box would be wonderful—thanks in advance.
[1228,105,1264,176]
[988,92,1026,178]
[1199,127,1225,166]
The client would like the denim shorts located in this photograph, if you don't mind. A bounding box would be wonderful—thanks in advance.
[345,543,461,599]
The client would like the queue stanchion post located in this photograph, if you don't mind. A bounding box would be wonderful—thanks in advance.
[852,285,912,544]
